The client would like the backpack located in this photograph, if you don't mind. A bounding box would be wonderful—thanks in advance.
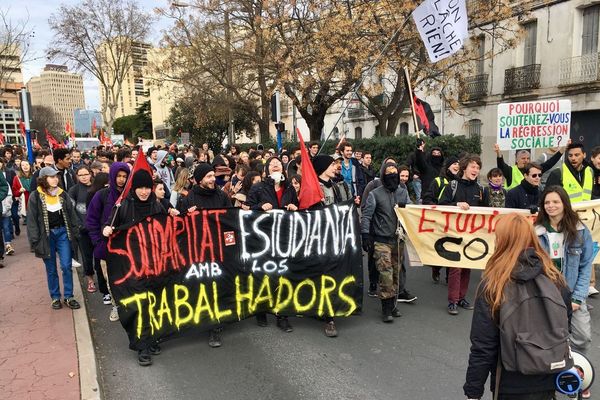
[498,274,573,375]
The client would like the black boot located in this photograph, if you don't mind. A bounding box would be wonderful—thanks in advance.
[138,348,152,366]
[381,299,393,323]
[391,305,402,318]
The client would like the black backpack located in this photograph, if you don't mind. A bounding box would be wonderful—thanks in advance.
[498,274,573,375]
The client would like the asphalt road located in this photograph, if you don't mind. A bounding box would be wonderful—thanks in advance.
[80,262,600,400]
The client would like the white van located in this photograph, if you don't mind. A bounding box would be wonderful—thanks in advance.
[72,138,100,151]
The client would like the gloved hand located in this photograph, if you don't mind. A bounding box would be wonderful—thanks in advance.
[361,233,372,253]
[529,205,539,214]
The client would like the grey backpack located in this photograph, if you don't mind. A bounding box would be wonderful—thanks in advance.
[498,274,573,375]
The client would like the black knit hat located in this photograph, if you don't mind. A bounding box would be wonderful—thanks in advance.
[193,163,214,183]
[131,170,153,190]
[312,154,334,176]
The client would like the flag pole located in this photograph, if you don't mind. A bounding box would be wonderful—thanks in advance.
[403,66,420,138]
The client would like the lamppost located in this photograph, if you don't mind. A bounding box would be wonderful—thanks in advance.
[171,1,235,146]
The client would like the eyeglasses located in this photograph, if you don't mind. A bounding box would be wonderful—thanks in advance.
[529,173,542,178]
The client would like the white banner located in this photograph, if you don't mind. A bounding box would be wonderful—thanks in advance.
[412,0,469,63]
[497,100,571,151]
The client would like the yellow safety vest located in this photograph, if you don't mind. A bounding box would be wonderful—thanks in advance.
[562,163,593,203]
[503,165,524,190]
[436,177,449,201]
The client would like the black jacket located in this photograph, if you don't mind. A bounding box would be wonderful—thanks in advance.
[246,178,298,210]
[415,147,444,194]
[439,178,484,206]
[178,185,232,212]
[593,164,600,200]
[464,249,572,399]
[504,180,540,210]
[110,193,167,231]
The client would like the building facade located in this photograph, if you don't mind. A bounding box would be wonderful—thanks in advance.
[0,44,24,108]
[271,0,597,171]
[26,64,85,130]
[0,104,23,144]
[99,41,152,119]
[73,108,103,136]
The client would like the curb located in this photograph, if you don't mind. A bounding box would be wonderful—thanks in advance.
[72,266,102,400]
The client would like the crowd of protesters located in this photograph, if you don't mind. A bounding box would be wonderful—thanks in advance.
[3,137,595,397]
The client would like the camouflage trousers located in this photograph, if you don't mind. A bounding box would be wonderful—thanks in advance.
[373,241,404,300]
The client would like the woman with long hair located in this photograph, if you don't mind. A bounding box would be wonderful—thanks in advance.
[170,167,190,209]
[535,186,594,398]
[27,167,81,310]
[465,213,571,400]
[233,171,260,210]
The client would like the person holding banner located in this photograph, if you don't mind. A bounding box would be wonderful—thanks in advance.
[464,213,571,400]
[361,162,411,322]
[103,169,167,367]
[440,155,484,315]
[178,163,232,347]
[494,144,564,191]
[535,186,594,399]
[247,156,298,332]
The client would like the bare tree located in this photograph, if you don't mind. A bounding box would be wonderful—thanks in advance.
[47,0,154,137]
[0,7,33,100]
[30,105,62,135]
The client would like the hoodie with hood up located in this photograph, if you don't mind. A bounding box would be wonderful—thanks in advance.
[155,150,174,190]
[86,162,130,259]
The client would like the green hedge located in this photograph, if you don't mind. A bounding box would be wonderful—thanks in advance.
[234,134,481,167]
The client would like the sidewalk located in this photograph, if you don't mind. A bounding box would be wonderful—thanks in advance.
[0,231,99,400]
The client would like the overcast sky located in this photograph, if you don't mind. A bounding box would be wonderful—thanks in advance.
[5,1,173,110]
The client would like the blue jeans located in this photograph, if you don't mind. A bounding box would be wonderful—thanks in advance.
[2,215,12,243]
[43,226,73,300]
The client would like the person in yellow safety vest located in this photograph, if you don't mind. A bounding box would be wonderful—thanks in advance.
[546,142,593,203]
[494,143,566,190]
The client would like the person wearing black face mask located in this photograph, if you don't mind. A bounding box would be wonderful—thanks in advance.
[361,162,412,322]
[414,139,445,199]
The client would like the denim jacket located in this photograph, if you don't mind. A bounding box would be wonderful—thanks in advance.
[536,223,594,302]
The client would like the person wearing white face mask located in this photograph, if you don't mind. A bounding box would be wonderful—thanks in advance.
[247,156,299,332]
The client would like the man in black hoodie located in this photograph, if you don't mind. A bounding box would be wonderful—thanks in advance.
[361,162,412,322]
[505,163,542,210]
[415,140,445,195]
[178,163,231,347]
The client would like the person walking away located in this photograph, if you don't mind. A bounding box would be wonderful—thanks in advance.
[361,162,411,322]
[464,213,572,400]
[27,167,81,310]
[535,186,594,398]
[439,155,484,315]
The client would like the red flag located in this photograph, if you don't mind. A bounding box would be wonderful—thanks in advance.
[18,119,26,138]
[115,150,153,206]
[66,121,75,139]
[92,118,97,137]
[0,131,5,145]
[45,128,62,149]
[296,128,323,210]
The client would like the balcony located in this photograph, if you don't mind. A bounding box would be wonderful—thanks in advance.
[559,53,600,89]
[346,108,365,119]
[461,74,489,102]
[504,64,541,95]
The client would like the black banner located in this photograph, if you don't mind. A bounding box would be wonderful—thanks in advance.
[107,202,363,349]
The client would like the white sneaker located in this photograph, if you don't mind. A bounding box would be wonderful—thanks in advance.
[102,294,112,305]
[72,258,82,268]
[109,306,119,322]
[589,286,599,297]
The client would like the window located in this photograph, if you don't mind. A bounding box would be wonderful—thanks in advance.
[399,122,409,136]
[354,127,362,139]
[582,6,600,55]
[523,21,537,65]
[476,36,485,75]
[468,119,482,138]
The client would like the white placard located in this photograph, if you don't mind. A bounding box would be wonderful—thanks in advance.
[412,0,469,63]
[497,100,571,151]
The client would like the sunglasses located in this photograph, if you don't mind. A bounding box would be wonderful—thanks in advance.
[529,173,542,178]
